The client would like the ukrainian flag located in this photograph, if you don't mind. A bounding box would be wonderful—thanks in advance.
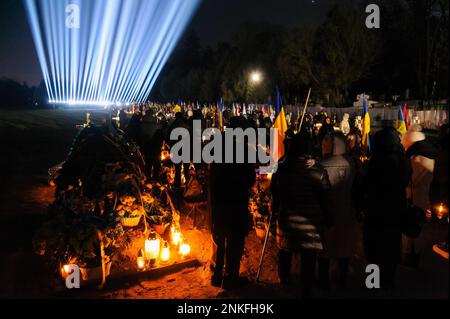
[361,94,371,155]
[397,104,407,135]
[273,107,288,161]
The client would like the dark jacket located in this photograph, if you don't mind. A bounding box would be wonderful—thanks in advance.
[139,113,159,148]
[429,145,449,207]
[363,128,411,264]
[209,163,256,236]
[271,156,332,251]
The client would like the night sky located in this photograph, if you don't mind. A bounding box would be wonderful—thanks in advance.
[0,0,332,86]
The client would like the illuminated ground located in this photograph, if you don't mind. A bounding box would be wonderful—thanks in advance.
[0,108,447,299]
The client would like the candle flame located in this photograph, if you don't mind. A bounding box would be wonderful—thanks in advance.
[179,242,191,257]
[145,238,160,260]
[161,247,170,263]
[137,257,145,269]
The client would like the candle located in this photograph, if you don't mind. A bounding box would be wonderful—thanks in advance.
[160,241,170,263]
[61,264,71,278]
[171,226,182,246]
[137,249,146,270]
[437,203,446,219]
[145,232,160,260]
[179,239,191,258]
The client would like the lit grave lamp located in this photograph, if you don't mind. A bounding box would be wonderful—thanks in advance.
[179,239,191,258]
[137,249,146,270]
[171,225,182,246]
[145,231,160,265]
[161,150,170,161]
[437,203,447,219]
[160,241,171,264]
[60,264,71,278]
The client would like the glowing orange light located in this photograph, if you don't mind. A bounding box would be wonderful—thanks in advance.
[437,203,447,219]
[171,226,182,246]
[137,249,146,270]
[160,241,170,263]
[179,240,191,258]
[145,232,160,260]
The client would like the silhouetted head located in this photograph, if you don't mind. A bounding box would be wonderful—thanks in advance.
[228,116,250,130]
[289,133,314,157]
[372,127,404,155]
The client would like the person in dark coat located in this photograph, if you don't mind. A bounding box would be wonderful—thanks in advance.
[363,127,411,289]
[318,116,335,144]
[318,133,358,288]
[208,119,256,289]
[124,112,141,144]
[138,110,163,180]
[166,112,190,191]
[430,124,449,259]
[119,109,128,130]
[271,134,332,298]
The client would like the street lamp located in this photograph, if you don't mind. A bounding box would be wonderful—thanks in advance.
[250,71,262,84]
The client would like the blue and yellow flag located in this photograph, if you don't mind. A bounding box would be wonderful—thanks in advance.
[273,107,288,161]
[361,94,371,155]
[276,86,283,115]
[397,104,407,135]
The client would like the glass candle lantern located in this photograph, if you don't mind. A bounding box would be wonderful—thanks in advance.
[179,239,191,258]
[160,241,170,264]
[145,232,160,261]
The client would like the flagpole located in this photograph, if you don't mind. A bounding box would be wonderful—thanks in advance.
[298,88,312,132]
[256,210,273,282]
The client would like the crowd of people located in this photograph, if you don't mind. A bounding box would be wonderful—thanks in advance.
[114,101,448,298]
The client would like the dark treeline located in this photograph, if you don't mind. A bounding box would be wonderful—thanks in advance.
[152,0,449,106]
[1,0,447,109]
[0,77,48,109]
[0,77,49,109]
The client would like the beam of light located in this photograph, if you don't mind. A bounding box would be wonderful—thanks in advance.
[24,0,201,106]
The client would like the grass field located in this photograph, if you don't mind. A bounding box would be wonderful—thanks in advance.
[0,108,111,297]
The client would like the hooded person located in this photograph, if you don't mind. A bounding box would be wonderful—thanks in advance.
[318,133,358,288]
[363,127,411,289]
[318,116,335,144]
[270,133,332,298]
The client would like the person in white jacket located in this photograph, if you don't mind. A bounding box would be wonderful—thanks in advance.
[339,113,351,136]
[401,128,437,267]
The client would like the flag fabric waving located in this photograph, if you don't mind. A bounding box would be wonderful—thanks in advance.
[361,94,371,155]
[402,102,409,130]
[218,97,224,112]
[273,107,288,161]
[397,104,407,135]
[276,86,283,115]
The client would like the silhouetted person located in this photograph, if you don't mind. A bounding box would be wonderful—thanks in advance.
[318,116,334,144]
[271,134,332,298]
[124,112,141,144]
[119,109,128,130]
[166,112,190,191]
[401,128,437,266]
[208,117,256,290]
[138,110,164,180]
[318,133,358,289]
[430,124,449,259]
[363,127,411,289]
